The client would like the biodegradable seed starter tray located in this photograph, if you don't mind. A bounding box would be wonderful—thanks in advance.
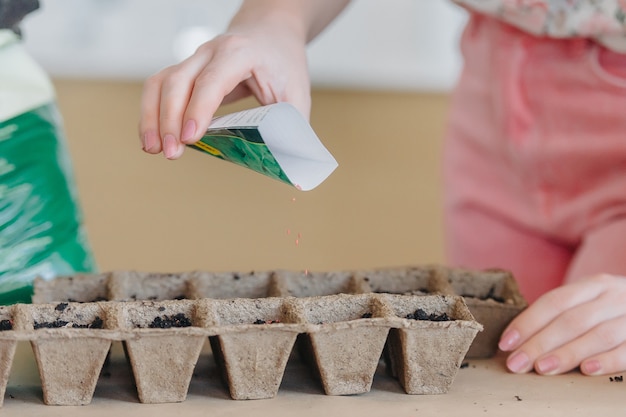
[8,265,527,406]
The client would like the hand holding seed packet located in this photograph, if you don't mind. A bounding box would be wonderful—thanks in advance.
[188,103,338,191]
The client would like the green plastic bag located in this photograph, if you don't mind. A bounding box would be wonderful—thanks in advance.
[0,30,96,304]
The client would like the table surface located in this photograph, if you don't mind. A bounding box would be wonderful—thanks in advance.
[3,341,624,416]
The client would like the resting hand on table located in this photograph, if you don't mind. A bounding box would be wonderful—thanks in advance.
[498,274,626,375]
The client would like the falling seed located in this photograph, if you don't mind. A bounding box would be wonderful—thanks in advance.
[305,269,309,276]
[291,197,296,202]
[286,229,291,235]
[294,184,302,190]
[295,239,299,246]
[297,232,301,239]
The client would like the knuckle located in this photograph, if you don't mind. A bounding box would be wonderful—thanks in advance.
[158,101,180,120]
[193,71,217,89]
[552,347,578,370]
[161,69,189,89]
[143,73,162,91]
[192,72,230,101]
[196,33,247,58]
[593,323,620,348]
[159,114,184,134]
[559,309,589,333]
[540,289,565,309]
[215,33,248,51]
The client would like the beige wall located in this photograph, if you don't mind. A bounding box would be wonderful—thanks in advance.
[53,79,450,274]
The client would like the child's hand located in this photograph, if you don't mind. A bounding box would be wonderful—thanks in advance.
[499,275,626,375]
[498,274,626,375]
[138,27,311,160]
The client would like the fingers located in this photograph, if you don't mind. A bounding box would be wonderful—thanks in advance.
[498,274,626,376]
[281,73,312,121]
[139,74,164,155]
[139,34,256,159]
[244,71,311,121]
[139,26,311,159]
[222,84,254,106]
[581,343,626,376]
[538,315,626,375]
[158,57,207,158]
[138,30,312,159]
[181,35,257,146]
[499,276,607,352]
[139,48,214,159]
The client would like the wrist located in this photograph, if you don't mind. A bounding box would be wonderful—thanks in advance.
[228,1,309,44]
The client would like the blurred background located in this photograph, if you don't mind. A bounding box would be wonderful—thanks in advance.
[19,0,468,274]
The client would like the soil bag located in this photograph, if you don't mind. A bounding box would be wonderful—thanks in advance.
[0,30,96,304]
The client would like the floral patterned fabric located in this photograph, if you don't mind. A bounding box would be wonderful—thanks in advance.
[453,0,626,52]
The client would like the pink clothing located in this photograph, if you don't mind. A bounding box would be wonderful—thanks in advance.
[443,13,626,302]
[453,0,626,53]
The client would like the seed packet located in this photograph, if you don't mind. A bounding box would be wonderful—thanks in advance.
[189,103,338,191]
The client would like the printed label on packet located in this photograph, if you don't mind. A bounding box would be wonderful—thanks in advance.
[187,103,338,191]
[190,127,293,186]
[192,140,222,157]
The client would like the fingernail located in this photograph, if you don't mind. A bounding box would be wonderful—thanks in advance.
[143,130,158,152]
[499,329,521,351]
[581,360,602,375]
[181,119,197,143]
[163,134,177,159]
[507,351,530,373]
[536,355,559,375]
